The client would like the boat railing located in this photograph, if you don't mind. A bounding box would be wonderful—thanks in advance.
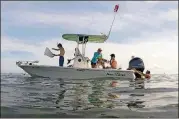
[16,60,39,66]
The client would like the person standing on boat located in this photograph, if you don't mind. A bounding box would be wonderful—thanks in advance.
[52,43,65,66]
[91,48,104,68]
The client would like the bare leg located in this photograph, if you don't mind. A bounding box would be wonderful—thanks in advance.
[99,61,105,69]
[101,62,105,69]
[91,64,97,68]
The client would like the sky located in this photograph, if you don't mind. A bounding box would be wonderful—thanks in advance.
[1,1,178,74]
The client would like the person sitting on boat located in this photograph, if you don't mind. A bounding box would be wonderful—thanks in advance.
[52,43,65,66]
[97,57,106,69]
[91,48,104,68]
[106,54,117,69]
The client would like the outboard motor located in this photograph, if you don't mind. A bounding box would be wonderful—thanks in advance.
[128,57,145,78]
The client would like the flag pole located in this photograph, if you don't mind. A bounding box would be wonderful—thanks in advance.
[106,4,119,40]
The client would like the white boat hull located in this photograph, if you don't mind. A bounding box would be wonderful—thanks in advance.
[17,64,136,80]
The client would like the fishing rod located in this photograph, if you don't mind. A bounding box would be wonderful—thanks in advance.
[104,4,119,41]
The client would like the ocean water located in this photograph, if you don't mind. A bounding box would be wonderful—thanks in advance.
[1,73,178,118]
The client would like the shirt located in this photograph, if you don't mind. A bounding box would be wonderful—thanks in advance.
[91,52,102,63]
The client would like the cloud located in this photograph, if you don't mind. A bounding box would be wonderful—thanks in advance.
[2,8,177,45]
[160,9,178,21]
[1,1,178,74]
[2,1,177,35]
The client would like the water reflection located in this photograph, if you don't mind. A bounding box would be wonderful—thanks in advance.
[55,78,147,111]
[127,79,146,111]
[1,74,178,118]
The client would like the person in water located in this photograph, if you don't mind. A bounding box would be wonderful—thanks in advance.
[145,70,151,79]
[91,48,104,68]
[106,54,117,69]
[52,43,65,66]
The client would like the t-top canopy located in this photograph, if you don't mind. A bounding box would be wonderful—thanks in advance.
[62,34,108,43]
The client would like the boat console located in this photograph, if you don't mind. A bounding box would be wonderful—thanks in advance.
[69,35,91,68]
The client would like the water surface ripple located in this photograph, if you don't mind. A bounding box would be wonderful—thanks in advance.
[1,73,178,118]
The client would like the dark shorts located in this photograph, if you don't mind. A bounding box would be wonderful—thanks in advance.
[91,62,97,66]
[59,56,64,66]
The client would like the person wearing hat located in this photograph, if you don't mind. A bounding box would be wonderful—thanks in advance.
[91,48,104,68]
[52,43,65,66]
[106,54,117,69]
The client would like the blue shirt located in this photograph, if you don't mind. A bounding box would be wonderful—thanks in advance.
[91,52,102,63]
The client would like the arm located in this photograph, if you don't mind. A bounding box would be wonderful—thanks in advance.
[52,48,60,51]
[53,54,61,56]
[52,48,63,56]
[102,59,108,62]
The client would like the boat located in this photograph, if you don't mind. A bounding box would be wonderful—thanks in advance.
[16,34,136,80]
[16,4,137,80]
[16,34,135,80]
